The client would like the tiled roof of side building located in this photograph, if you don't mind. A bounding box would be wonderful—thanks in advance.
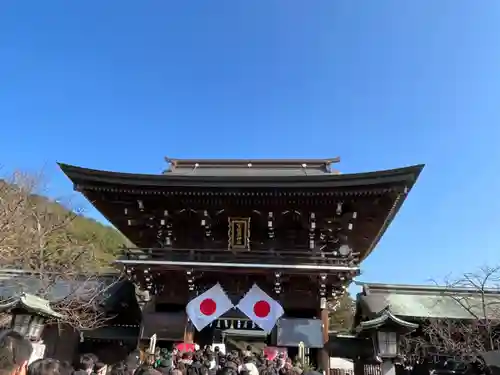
[0,269,123,305]
[356,281,500,320]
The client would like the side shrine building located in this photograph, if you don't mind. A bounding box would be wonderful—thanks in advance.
[59,158,424,371]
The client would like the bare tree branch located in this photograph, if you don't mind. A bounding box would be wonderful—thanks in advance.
[0,171,121,330]
[401,266,500,363]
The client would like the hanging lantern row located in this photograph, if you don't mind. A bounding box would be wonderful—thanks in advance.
[317,274,349,300]
[186,269,196,293]
[274,272,281,295]
[331,284,347,300]
[309,212,316,250]
[144,268,153,292]
[125,267,134,280]
[123,265,352,304]
[268,212,275,240]
[319,274,327,297]
[125,267,160,294]
[125,267,203,295]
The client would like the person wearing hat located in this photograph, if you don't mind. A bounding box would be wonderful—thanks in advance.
[155,358,171,375]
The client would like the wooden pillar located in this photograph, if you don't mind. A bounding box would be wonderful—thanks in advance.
[135,286,154,349]
[318,297,330,375]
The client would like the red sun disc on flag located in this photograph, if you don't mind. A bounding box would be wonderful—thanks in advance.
[199,298,217,316]
[253,300,271,318]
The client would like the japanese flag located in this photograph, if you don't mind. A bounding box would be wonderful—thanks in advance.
[186,283,234,331]
[236,284,284,333]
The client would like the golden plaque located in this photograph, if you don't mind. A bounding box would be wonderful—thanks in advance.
[228,217,250,250]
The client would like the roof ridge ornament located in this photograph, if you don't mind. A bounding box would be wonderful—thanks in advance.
[301,163,308,176]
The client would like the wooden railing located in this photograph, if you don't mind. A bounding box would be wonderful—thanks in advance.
[122,247,359,267]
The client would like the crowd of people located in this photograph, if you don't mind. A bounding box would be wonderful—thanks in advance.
[0,330,311,375]
[2,328,498,375]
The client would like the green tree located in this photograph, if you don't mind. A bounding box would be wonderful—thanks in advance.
[329,294,355,332]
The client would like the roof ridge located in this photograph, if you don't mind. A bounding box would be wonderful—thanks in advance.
[358,281,500,295]
[164,157,340,174]
[165,157,341,165]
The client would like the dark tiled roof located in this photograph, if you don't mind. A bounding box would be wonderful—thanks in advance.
[58,162,424,189]
[58,160,425,259]
[0,269,122,306]
[356,282,500,320]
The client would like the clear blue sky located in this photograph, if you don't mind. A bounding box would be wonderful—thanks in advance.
[1,1,500,286]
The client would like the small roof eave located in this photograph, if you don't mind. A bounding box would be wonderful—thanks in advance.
[357,281,500,296]
[356,306,418,333]
[0,293,62,319]
[354,282,500,320]
[20,293,63,318]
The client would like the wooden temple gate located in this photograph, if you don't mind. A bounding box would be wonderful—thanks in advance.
[60,157,423,372]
